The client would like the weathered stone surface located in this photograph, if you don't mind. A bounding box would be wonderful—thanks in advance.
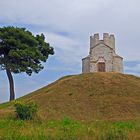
[82,56,90,73]
[82,33,123,73]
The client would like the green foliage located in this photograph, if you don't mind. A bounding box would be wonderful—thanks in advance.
[14,101,37,120]
[0,118,140,140]
[0,26,54,75]
[0,26,54,101]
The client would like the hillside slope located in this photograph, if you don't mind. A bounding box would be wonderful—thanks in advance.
[1,72,140,121]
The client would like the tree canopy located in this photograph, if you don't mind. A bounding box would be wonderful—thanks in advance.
[0,26,54,101]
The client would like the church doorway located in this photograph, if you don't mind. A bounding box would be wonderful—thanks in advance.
[97,62,105,72]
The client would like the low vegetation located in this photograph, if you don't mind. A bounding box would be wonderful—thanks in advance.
[14,101,37,120]
[0,117,140,140]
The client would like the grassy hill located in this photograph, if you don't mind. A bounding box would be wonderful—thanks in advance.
[1,72,140,121]
[0,72,140,139]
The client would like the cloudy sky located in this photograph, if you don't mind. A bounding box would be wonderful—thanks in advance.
[0,0,140,103]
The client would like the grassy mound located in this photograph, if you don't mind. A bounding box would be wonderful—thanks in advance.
[1,72,140,121]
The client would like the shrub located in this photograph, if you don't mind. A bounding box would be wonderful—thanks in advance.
[14,101,37,120]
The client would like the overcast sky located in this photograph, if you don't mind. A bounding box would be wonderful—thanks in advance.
[0,0,140,103]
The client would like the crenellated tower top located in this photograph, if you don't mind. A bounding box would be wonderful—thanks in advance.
[90,33,115,51]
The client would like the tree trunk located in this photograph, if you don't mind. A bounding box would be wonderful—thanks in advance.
[6,68,15,101]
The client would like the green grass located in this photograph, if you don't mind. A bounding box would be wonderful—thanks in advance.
[0,117,140,140]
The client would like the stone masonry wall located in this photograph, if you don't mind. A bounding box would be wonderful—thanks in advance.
[82,56,90,73]
[82,33,123,73]
[90,44,113,72]
[113,57,123,73]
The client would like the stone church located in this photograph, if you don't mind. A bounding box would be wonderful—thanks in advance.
[82,33,123,73]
